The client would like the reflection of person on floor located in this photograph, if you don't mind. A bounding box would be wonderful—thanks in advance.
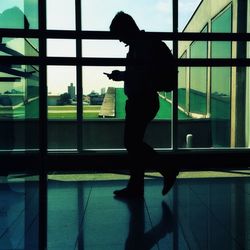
[105,11,179,198]
[116,198,174,250]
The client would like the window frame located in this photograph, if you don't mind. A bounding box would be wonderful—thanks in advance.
[1,1,250,249]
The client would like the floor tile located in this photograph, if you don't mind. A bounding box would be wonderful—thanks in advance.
[1,172,249,250]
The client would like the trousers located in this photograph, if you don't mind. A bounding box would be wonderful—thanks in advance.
[124,93,159,188]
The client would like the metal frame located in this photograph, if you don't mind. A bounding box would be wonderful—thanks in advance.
[0,0,250,249]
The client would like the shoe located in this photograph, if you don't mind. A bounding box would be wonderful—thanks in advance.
[113,187,144,199]
[161,170,179,196]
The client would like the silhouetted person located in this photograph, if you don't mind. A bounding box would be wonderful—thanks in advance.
[105,11,178,198]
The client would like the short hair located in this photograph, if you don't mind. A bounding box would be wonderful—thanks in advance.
[110,11,139,35]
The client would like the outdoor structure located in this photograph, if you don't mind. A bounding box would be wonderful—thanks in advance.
[47,95,60,106]
[99,87,115,118]
[68,83,76,100]
[179,0,250,147]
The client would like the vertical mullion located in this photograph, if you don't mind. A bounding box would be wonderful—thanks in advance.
[172,2,179,249]
[172,0,178,151]
[76,0,83,152]
[38,0,48,249]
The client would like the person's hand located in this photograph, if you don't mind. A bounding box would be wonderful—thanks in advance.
[103,72,112,79]
[110,70,122,81]
[103,70,124,81]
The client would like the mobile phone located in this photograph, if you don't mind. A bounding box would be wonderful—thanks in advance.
[103,72,111,79]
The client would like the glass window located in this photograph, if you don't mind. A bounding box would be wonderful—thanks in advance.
[82,40,128,58]
[211,5,232,33]
[178,66,211,149]
[210,67,231,147]
[178,0,202,31]
[82,66,172,150]
[189,26,208,116]
[0,1,38,29]
[81,0,172,32]
[189,67,207,115]
[82,66,124,119]
[211,8,232,60]
[0,64,39,150]
[178,62,187,112]
[47,39,76,57]
[47,66,77,150]
[210,6,232,147]
[46,0,75,30]
[0,38,39,57]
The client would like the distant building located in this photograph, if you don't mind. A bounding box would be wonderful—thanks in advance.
[101,88,106,95]
[68,83,76,99]
[88,91,104,105]
[48,95,60,106]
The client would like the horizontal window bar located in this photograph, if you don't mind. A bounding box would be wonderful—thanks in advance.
[0,29,250,41]
[1,56,250,66]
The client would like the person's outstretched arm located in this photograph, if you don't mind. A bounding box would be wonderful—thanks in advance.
[104,70,125,81]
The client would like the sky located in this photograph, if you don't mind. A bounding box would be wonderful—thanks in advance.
[0,0,202,95]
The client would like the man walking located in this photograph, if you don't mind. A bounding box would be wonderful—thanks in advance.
[105,11,178,198]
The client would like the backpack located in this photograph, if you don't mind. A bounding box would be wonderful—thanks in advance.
[150,40,178,92]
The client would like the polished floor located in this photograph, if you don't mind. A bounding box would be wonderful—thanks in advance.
[0,170,249,250]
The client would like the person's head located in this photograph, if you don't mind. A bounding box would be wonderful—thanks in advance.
[110,11,140,45]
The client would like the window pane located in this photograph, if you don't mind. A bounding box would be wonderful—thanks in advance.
[0,38,39,57]
[82,66,171,149]
[47,39,76,57]
[211,5,232,33]
[179,40,236,59]
[82,65,125,149]
[0,64,39,150]
[81,0,172,32]
[189,34,208,116]
[82,66,124,119]
[211,67,231,147]
[178,65,250,149]
[190,67,207,115]
[46,0,75,30]
[82,40,128,58]
[178,0,202,31]
[180,2,234,33]
[0,1,38,29]
[178,64,187,112]
[177,66,231,148]
[178,65,210,148]
[47,66,77,150]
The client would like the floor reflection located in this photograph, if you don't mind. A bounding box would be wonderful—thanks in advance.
[0,174,39,250]
[0,172,249,250]
[114,197,174,250]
